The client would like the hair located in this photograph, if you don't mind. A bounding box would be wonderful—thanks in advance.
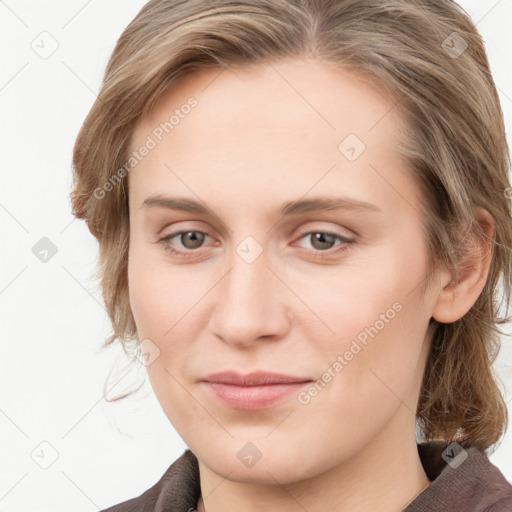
[70,0,512,453]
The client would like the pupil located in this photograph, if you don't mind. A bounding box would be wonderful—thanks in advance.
[183,231,204,249]
[313,233,334,250]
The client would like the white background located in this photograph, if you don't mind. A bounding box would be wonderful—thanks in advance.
[0,1,511,510]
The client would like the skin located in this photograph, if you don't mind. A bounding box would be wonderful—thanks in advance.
[126,58,493,512]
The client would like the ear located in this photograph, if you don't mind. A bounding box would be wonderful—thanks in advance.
[431,207,494,324]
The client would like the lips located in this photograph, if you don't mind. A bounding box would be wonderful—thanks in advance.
[200,371,313,410]
[201,370,313,386]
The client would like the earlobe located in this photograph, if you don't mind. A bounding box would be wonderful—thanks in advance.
[431,207,494,325]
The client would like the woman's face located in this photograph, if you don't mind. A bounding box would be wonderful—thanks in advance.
[127,58,446,483]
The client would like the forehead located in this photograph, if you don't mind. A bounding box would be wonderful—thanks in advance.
[128,58,419,216]
[134,58,403,144]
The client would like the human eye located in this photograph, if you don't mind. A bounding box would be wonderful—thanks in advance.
[158,229,214,258]
[294,228,355,258]
[157,227,355,260]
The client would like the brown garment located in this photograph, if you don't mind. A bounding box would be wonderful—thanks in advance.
[101,442,512,511]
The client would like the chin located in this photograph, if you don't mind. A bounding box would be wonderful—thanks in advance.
[191,436,330,485]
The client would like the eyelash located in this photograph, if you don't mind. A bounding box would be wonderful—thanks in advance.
[158,228,355,259]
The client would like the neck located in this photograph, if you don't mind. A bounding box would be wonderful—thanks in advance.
[196,408,430,512]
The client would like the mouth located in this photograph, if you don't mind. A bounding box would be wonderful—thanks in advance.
[200,371,313,410]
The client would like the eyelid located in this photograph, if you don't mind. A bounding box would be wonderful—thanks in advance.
[293,222,356,241]
[160,222,354,243]
[161,229,214,248]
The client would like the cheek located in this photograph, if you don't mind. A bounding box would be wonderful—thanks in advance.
[127,244,210,372]
[306,242,430,400]
[127,246,185,373]
[128,264,169,341]
[294,301,426,456]
[127,250,206,430]
[128,238,187,337]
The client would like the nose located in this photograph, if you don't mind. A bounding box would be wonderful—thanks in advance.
[209,246,291,349]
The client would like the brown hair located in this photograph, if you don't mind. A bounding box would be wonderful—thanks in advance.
[70,0,512,453]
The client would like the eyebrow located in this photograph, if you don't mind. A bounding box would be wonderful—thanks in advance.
[142,195,381,216]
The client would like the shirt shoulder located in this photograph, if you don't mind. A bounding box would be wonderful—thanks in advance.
[405,442,512,512]
[99,449,200,512]
[488,495,512,512]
